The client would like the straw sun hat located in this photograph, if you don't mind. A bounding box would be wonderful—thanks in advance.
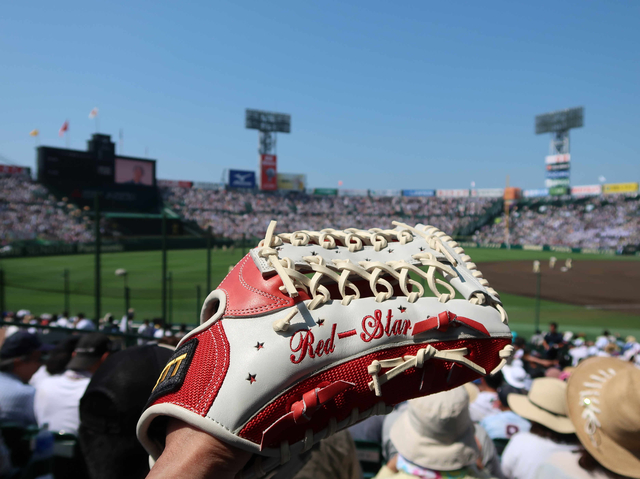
[507,377,575,434]
[390,387,479,471]
[567,356,640,478]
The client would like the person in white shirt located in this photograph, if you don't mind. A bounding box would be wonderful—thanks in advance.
[119,308,134,334]
[153,321,165,339]
[480,385,531,456]
[74,313,96,331]
[34,333,111,436]
[568,338,589,366]
[501,378,578,479]
[469,371,504,423]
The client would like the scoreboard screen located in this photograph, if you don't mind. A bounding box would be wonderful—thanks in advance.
[114,158,154,186]
[37,134,158,212]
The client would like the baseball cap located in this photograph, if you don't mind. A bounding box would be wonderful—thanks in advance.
[67,333,112,371]
[0,331,53,361]
[80,345,174,434]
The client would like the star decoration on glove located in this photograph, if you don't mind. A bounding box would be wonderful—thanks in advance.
[311,251,318,256]
[255,342,264,350]
[388,249,394,253]
[317,318,325,326]
[419,247,425,252]
[398,306,407,313]
[247,373,257,384]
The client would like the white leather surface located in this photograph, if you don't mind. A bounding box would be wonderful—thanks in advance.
[206,296,511,434]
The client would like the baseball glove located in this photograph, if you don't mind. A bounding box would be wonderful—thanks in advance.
[137,220,513,478]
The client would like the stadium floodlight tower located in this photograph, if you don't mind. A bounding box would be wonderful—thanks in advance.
[245,109,291,190]
[535,107,584,192]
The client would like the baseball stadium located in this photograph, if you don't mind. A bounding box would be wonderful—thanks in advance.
[1,3,639,479]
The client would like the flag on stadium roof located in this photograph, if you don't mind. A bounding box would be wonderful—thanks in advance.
[89,107,99,119]
[29,129,39,137]
[59,120,69,137]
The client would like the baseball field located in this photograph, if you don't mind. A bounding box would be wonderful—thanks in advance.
[1,247,639,339]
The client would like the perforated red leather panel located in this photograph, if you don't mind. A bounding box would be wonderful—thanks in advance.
[150,321,230,416]
[239,337,510,447]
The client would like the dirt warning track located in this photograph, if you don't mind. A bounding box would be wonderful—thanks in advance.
[478,260,640,315]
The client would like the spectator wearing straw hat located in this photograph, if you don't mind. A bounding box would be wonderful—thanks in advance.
[535,357,640,479]
[501,378,578,479]
[375,387,498,479]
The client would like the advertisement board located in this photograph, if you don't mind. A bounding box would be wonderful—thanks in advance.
[402,189,435,197]
[338,189,368,197]
[313,188,338,196]
[157,179,193,188]
[369,189,402,197]
[545,154,571,165]
[115,158,155,186]
[229,169,256,189]
[523,188,549,198]
[260,154,277,191]
[192,182,224,190]
[0,165,29,175]
[603,182,639,194]
[545,178,570,188]
[471,188,504,198]
[503,187,522,201]
[571,185,602,196]
[546,170,570,179]
[277,173,306,191]
[436,189,469,198]
[546,163,570,171]
[549,186,569,196]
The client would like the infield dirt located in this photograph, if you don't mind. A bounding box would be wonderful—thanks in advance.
[478,260,640,315]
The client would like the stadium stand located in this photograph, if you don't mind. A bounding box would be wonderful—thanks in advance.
[0,174,95,245]
[473,194,640,251]
[2,171,639,253]
[161,187,496,240]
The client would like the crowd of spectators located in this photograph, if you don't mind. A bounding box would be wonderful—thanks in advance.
[473,194,640,251]
[0,174,95,245]
[348,322,640,479]
[2,308,639,478]
[3,172,640,254]
[162,186,495,240]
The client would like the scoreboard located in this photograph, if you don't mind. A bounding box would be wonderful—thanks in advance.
[37,134,159,212]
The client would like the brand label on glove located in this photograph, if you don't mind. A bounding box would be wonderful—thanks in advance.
[147,338,198,405]
[289,309,412,364]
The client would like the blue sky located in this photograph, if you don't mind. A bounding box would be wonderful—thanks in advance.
[1,1,638,190]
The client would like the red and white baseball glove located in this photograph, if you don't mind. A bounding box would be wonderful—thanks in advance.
[137,221,513,478]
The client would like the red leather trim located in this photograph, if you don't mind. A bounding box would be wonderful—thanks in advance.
[413,311,490,337]
[150,321,230,416]
[219,254,310,317]
[239,337,511,447]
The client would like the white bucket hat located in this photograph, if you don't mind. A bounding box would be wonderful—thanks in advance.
[567,357,640,478]
[390,387,479,471]
[502,364,528,389]
[507,377,575,434]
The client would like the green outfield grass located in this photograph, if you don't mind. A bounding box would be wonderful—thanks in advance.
[1,247,639,339]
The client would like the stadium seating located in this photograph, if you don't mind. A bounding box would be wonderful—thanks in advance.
[161,186,495,240]
[0,175,95,245]
[3,171,638,252]
[473,194,640,251]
